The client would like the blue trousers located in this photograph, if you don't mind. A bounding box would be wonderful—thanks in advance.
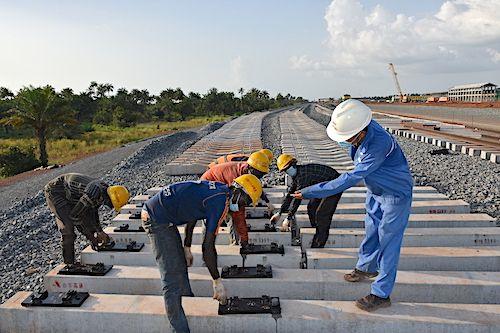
[143,218,194,333]
[356,193,412,298]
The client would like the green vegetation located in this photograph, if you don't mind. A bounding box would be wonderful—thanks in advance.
[0,83,306,177]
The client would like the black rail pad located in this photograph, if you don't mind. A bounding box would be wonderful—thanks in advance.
[97,241,144,252]
[57,263,113,276]
[129,212,142,219]
[135,203,144,208]
[247,223,277,232]
[21,290,89,307]
[113,224,145,232]
[240,243,285,255]
[221,264,273,279]
[218,295,281,315]
[245,210,271,219]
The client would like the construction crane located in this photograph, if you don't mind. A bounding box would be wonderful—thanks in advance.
[388,63,408,102]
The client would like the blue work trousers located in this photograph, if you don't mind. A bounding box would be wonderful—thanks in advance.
[356,193,412,298]
[143,218,194,333]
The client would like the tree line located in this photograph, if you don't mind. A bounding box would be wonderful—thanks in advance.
[0,83,305,170]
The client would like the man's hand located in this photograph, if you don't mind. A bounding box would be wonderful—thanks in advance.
[88,234,99,251]
[96,231,111,245]
[266,202,275,214]
[291,191,303,200]
[184,246,194,267]
[212,278,227,305]
[270,212,283,225]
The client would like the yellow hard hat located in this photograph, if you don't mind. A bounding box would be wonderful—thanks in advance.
[247,151,270,173]
[277,154,296,171]
[232,174,263,206]
[107,185,130,211]
[259,149,273,162]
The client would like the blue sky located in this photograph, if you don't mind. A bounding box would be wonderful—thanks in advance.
[1,0,499,99]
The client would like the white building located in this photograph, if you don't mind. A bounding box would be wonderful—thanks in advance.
[448,82,497,102]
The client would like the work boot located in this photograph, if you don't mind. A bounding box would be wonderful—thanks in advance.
[344,268,378,282]
[291,238,301,247]
[355,294,391,312]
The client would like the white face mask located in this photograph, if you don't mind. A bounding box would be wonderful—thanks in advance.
[285,166,297,177]
[338,141,351,149]
[229,192,241,212]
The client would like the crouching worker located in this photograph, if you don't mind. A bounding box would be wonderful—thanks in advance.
[141,175,263,333]
[270,154,342,247]
[207,148,273,169]
[44,173,129,264]
[201,151,273,247]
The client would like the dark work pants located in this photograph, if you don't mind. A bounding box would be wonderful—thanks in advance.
[143,217,194,333]
[306,193,342,248]
[45,190,78,264]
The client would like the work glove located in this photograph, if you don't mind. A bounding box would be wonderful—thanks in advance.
[280,219,290,232]
[96,231,111,245]
[266,202,275,214]
[184,246,194,267]
[212,278,227,305]
[270,212,283,225]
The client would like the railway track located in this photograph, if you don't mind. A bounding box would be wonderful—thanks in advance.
[1,107,499,332]
[316,103,500,163]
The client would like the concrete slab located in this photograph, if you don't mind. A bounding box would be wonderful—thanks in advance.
[110,213,495,232]
[105,226,295,245]
[81,244,303,268]
[44,265,500,304]
[306,246,500,271]
[3,292,500,333]
[264,191,449,204]
[145,185,439,196]
[301,227,500,248]
[119,199,471,215]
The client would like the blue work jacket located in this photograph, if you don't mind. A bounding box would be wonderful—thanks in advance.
[144,180,229,233]
[301,120,413,203]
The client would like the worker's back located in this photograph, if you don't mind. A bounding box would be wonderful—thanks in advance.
[201,162,248,186]
[144,180,229,232]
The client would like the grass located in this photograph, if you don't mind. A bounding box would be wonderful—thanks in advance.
[0,115,227,167]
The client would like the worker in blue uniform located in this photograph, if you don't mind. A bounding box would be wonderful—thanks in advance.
[141,175,263,332]
[292,99,413,312]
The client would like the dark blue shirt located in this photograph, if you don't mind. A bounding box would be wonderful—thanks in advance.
[144,180,229,233]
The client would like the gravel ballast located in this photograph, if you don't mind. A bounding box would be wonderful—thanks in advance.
[305,104,500,221]
[0,122,224,304]
[261,110,285,187]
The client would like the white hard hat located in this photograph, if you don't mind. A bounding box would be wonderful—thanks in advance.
[326,99,372,142]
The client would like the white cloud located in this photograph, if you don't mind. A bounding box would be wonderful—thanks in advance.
[291,0,500,73]
[487,48,500,63]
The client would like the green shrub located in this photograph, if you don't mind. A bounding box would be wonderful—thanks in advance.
[0,146,41,177]
[81,122,95,132]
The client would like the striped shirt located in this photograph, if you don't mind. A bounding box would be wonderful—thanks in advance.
[280,164,340,216]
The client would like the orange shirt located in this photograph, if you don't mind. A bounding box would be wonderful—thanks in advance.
[201,162,249,185]
[208,154,249,168]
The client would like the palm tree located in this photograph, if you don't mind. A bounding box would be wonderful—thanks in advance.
[1,86,75,166]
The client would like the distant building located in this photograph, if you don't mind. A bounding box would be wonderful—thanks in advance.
[448,82,497,102]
